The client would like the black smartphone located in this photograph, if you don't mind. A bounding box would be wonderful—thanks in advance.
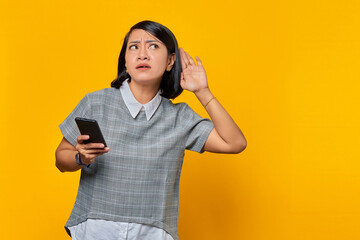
[75,117,107,147]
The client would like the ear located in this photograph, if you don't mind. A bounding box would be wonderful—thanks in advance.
[166,53,176,71]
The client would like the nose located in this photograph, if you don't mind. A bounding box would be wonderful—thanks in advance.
[137,45,148,60]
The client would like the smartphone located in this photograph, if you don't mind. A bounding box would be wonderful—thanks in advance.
[75,117,107,147]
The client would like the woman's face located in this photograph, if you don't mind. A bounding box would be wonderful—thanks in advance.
[125,29,175,86]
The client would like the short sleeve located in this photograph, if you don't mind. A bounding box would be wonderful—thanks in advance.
[59,94,92,147]
[182,103,214,153]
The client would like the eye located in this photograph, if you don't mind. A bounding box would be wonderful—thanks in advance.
[149,44,159,49]
[129,45,137,50]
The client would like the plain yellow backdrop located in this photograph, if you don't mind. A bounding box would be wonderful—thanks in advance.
[1,0,359,239]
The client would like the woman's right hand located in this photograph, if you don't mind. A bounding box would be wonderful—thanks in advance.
[75,135,110,165]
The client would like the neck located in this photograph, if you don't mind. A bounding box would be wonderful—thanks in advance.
[128,79,161,104]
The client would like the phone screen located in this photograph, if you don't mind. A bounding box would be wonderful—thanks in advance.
[75,117,107,147]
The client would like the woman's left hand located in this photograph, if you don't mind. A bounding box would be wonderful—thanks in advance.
[179,48,208,93]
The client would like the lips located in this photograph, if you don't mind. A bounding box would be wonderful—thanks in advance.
[136,63,151,69]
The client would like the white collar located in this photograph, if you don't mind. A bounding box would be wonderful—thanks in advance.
[120,79,162,121]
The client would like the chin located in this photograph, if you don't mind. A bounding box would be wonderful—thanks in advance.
[130,76,161,85]
[129,73,163,85]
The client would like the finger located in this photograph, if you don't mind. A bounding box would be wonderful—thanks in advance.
[77,135,89,144]
[86,147,110,153]
[182,50,191,66]
[184,51,196,66]
[85,148,110,154]
[180,48,192,66]
[84,143,106,149]
[195,56,203,68]
[180,78,185,89]
[83,151,108,162]
[179,48,187,70]
[80,147,109,157]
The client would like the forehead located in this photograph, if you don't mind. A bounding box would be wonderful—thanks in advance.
[128,29,163,43]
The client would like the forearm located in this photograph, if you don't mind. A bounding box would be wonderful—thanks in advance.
[195,88,247,149]
[55,149,84,172]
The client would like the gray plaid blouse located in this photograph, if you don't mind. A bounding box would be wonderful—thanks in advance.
[59,87,214,240]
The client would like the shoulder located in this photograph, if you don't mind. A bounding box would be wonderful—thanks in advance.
[86,88,118,98]
[85,88,121,103]
[160,97,190,113]
[160,97,199,121]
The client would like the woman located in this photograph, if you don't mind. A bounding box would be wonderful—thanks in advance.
[56,20,246,240]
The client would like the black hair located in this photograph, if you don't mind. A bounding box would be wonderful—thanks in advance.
[111,20,183,99]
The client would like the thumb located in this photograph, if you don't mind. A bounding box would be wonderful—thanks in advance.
[77,135,89,144]
[180,78,185,88]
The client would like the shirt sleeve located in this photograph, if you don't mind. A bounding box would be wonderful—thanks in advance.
[59,94,92,147]
[181,103,214,153]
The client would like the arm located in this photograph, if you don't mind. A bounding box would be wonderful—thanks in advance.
[179,48,247,154]
[55,135,110,172]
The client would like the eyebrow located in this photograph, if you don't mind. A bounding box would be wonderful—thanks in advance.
[129,40,160,44]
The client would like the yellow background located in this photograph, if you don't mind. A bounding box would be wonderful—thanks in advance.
[1,0,359,239]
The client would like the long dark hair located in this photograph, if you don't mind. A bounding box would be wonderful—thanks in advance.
[111,20,183,99]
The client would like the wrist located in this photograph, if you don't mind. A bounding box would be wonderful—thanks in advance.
[75,152,90,167]
[194,88,213,106]
[194,87,210,95]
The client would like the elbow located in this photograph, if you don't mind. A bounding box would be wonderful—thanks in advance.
[55,161,65,173]
[55,150,65,173]
[231,139,247,154]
